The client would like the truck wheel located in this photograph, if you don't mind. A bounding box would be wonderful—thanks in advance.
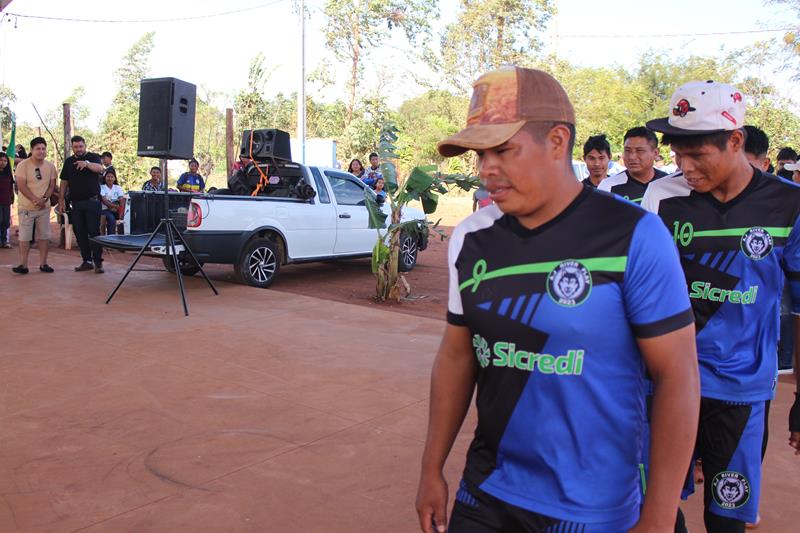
[398,232,418,272]
[163,254,202,276]
[237,238,280,288]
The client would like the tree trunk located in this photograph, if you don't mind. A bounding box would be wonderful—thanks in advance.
[496,16,505,68]
[348,43,359,125]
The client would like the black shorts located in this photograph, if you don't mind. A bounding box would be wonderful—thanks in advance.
[449,480,637,532]
[682,398,764,524]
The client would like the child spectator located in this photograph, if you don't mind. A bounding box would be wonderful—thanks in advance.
[362,153,382,186]
[100,169,125,234]
[0,152,13,248]
[177,158,205,192]
[373,177,387,201]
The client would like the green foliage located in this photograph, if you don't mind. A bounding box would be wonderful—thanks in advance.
[99,32,156,190]
[395,90,470,171]
[431,0,554,94]
[0,85,15,134]
[323,0,438,123]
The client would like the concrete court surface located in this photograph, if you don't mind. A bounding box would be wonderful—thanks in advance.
[2,249,799,532]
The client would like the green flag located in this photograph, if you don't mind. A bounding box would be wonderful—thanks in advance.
[5,112,15,163]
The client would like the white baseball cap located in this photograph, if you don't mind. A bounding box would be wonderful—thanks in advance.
[647,80,746,136]
[785,160,800,172]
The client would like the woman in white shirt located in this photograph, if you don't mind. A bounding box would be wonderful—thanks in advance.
[100,169,125,234]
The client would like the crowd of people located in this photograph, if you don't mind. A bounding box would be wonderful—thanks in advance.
[1,136,208,274]
[348,152,388,200]
[417,68,799,533]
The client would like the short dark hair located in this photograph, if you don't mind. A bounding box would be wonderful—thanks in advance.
[368,152,378,159]
[661,130,735,152]
[777,147,798,161]
[522,121,577,160]
[623,127,658,149]
[583,134,611,157]
[150,166,161,172]
[189,158,199,166]
[743,126,769,158]
[71,135,85,144]
[30,137,47,149]
[101,151,113,159]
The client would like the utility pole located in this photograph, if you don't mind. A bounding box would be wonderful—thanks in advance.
[296,0,306,164]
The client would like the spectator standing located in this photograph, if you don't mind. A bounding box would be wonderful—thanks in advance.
[176,159,205,192]
[348,158,365,179]
[786,158,800,183]
[743,125,771,173]
[59,135,104,273]
[373,177,387,201]
[12,137,57,274]
[776,147,798,180]
[100,150,115,181]
[0,152,14,248]
[581,134,612,188]
[599,127,667,203]
[100,169,125,234]
[142,166,163,191]
[362,152,382,186]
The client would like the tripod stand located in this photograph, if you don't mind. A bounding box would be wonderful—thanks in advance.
[105,160,218,316]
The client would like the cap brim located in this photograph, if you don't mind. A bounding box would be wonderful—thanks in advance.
[646,117,727,137]
[437,121,527,157]
[785,163,800,171]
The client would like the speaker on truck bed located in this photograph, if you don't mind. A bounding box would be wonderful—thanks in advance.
[240,129,292,161]
[137,77,196,160]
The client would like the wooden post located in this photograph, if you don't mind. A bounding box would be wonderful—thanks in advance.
[62,103,72,164]
[225,108,234,177]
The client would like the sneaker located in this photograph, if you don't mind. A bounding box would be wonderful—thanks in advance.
[12,265,29,274]
[39,264,54,273]
[94,265,104,274]
[74,262,94,272]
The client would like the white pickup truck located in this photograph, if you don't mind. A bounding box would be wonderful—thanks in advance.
[120,161,428,288]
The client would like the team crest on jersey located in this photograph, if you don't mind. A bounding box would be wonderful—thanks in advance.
[712,471,750,509]
[547,260,592,307]
[741,227,773,260]
[472,334,491,368]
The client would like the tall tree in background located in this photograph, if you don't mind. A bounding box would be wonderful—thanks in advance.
[0,85,15,136]
[770,0,800,78]
[234,53,275,133]
[195,86,227,177]
[432,0,554,94]
[322,0,437,124]
[99,32,155,190]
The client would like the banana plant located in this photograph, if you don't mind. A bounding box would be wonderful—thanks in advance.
[365,123,479,302]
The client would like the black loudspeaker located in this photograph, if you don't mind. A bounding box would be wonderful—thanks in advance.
[240,129,292,161]
[137,77,196,160]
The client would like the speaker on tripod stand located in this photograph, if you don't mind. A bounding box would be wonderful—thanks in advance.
[105,77,218,316]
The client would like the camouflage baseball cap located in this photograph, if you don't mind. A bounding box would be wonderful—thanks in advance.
[437,67,576,158]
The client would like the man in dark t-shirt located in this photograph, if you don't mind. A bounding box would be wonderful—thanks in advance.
[59,135,104,273]
[415,67,700,533]
[599,127,668,203]
[581,133,611,188]
[644,80,800,531]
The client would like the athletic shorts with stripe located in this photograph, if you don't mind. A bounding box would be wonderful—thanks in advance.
[448,480,637,533]
[641,397,764,524]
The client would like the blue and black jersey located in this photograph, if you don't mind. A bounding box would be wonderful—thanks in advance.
[643,169,800,402]
[598,169,668,204]
[447,187,693,525]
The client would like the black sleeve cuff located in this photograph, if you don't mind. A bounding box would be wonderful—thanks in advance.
[632,308,695,339]
[447,311,467,326]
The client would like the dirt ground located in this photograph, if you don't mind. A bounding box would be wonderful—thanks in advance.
[2,197,799,531]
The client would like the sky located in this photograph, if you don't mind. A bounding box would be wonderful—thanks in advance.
[0,0,796,134]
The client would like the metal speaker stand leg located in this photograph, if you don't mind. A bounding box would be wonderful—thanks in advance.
[105,217,218,317]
